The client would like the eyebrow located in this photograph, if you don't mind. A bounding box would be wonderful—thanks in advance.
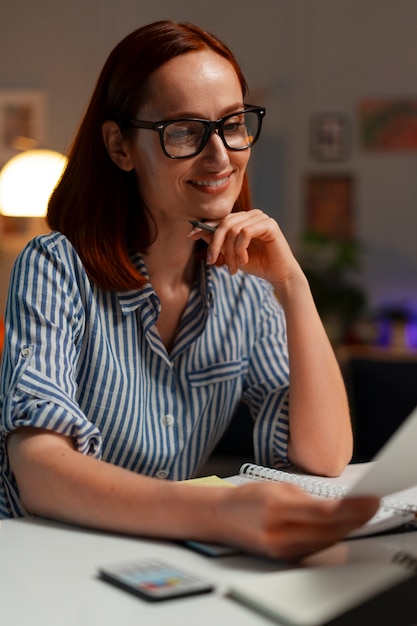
[156,104,246,120]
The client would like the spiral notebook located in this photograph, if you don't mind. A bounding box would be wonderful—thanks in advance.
[229,404,417,537]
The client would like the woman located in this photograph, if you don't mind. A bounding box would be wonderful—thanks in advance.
[0,20,377,559]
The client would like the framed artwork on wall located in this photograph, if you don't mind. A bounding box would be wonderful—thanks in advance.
[305,174,354,239]
[310,112,350,162]
[359,98,417,151]
[0,89,47,237]
[0,89,47,167]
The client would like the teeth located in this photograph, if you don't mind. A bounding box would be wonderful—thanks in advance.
[192,177,228,187]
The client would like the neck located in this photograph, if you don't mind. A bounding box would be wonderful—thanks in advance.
[142,220,198,288]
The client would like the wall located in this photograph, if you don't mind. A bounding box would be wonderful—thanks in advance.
[0,0,416,317]
[290,1,417,314]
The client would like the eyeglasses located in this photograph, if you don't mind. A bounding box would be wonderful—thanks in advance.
[120,105,266,159]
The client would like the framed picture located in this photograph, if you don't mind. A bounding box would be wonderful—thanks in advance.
[0,89,47,167]
[310,112,350,162]
[359,98,417,151]
[305,174,354,239]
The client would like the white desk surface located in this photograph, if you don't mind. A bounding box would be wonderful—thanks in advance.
[1,517,417,626]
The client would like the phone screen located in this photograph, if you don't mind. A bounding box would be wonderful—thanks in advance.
[98,558,214,602]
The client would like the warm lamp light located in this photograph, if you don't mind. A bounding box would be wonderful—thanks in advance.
[0,149,67,218]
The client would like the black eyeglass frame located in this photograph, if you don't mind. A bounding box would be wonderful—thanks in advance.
[118,105,266,159]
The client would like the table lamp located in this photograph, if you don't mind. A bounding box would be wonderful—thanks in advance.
[0,148,67,350]
[0,148,67,226]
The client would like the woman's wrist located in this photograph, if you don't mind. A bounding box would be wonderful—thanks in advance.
[271,269,311,309]
[167,481,235,543]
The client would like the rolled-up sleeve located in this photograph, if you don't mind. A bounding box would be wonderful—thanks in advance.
[2,344,102,453]
[0,235,102,517]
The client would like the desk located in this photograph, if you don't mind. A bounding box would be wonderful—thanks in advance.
[1,518,417,626]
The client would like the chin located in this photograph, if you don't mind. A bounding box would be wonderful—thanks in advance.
[197,202,237,219]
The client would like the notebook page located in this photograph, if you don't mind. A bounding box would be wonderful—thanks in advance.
[349,405,417,499]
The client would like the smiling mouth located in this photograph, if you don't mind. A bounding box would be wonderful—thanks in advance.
[190,176,229,187]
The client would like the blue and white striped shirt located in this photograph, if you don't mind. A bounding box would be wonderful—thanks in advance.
[0,231,290,518]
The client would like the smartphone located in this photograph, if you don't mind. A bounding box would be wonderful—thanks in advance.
[98,558,215,602]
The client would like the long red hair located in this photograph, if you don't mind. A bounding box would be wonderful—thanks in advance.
[47,21,253,290]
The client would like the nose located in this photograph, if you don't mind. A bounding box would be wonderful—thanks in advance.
[200,130,230,165]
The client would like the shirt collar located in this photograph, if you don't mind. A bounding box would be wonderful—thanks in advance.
[117,253,154,315]
[117,252,215,316]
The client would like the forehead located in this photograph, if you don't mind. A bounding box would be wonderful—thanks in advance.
[142,50,244,116]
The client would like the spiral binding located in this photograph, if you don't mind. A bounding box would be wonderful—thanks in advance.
[381,496,417,513]
[392,551,417,574]
[239,463,417,511]
[239,463,347,498]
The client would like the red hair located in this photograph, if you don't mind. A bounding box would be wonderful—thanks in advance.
[47,21,253,290]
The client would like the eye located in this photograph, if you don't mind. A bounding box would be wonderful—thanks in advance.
[164,122,204,146]
[223,121,244,133]
[223,114,246,135]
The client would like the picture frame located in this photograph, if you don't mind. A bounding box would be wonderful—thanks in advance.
[310,112,350,162]
[305,174,354,239]
[359,98,417,151]
[0,89,47,167]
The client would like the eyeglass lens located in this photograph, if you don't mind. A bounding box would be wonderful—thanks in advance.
[162,110,260,157]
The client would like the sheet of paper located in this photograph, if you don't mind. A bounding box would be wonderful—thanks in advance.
[349,405,417,498]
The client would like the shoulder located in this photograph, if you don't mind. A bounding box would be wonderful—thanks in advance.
[10,232,94,303]
[14,231,85,276]
[19,230,77,259]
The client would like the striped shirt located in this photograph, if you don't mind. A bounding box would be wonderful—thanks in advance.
[0,231,290,518]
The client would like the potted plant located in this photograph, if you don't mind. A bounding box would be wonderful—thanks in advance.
[298,231,367,345]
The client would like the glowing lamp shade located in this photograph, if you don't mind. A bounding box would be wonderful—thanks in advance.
[0,149,67,217]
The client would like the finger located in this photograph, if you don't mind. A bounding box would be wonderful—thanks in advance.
[277,492,379,527]
[216,212,272,271]
[187,225,215,243]
[275,497,380,559]
[189,209,275,268]
[234,215,271,266]
[332,496,380,527]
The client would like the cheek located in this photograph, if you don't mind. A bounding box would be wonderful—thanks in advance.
[135,164,164,203]
[234,151,250,185]
[134,156,188,208]
[231,152,250,203]
[234,148,250,171]
[132,139,167,194]
[130,129,162,171]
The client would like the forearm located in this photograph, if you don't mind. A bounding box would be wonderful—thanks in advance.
[274,273,353,476]
[7,429,228,541]
[7,429,378,561]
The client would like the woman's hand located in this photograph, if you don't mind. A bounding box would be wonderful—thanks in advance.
[188,209,302,294]
[215,482,379,560]
[190,210,355,477]
[8,428,378,561]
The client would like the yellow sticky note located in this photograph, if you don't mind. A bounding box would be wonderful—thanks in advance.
[181,475,235,487]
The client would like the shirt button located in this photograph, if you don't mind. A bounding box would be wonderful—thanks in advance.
[156,470,168,479]
[21,347,31,358]
[161,414,174,427]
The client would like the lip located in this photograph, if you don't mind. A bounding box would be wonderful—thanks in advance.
[188,173,232,193]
